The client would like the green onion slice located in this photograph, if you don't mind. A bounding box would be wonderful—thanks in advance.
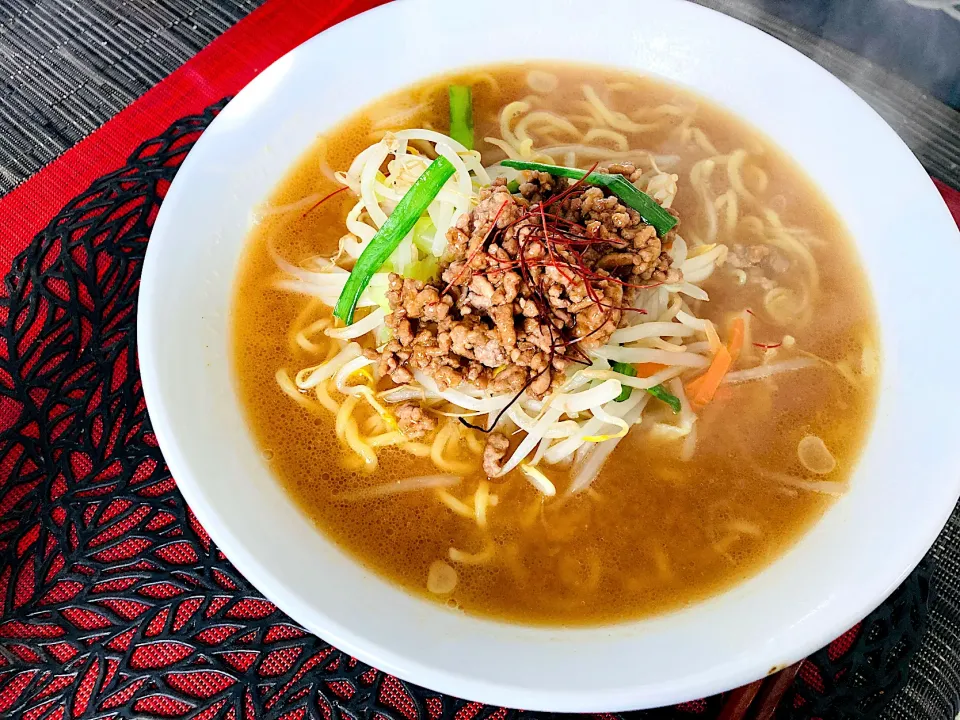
[610,362,681,412]
[647,383,682,413]
[334,156,456,324]
[611,361,636,402]
[448,85,474,151]
[499,159,677,236]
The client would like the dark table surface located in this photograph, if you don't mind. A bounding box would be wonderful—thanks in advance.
[759,0,960,109]
[0,0,958,195]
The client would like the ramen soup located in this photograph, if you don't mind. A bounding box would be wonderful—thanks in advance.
[232,63,878,626]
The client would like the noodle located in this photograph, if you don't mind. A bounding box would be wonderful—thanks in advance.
[276,369,320,412]
[436,488,475,518]
[367,431,406,448]
[514,111,581,145]
[362,414,383,435]
[499,101,531,151]
[582,84,664,134]
[727,149,759,206]
[430,422,476,475]
[314,378,341,414]
[449,541,496,565]
[474,480,491,528]
[463,429,485,455]
[689,157,718,244]
[335,395,358,441]
[234,61,877,625]
[294,316,332,355]
[691,127,719,155]
[583,127,629,151]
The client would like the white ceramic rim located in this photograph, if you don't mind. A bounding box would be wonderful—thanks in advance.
[139,0,960,711]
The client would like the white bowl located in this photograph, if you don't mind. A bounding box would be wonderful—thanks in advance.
[138,0,960,711]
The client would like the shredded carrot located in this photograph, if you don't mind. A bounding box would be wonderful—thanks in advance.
[632,362,666,378]
[688,345,732,409]
[687,317,744,408]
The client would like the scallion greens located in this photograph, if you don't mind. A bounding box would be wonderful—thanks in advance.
[334,156,456,324]
[499,159,677,236]
[448,85,474,150]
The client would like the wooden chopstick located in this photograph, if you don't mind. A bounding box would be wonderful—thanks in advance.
[717,662,803,720]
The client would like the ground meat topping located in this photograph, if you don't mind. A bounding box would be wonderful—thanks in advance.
[394,401,438,439]
[728,242,790,290]
[530,168,682,286]
[482,432,511,476]
[375,172,681,400]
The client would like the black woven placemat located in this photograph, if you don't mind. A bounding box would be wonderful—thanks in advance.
[0,0,262,193]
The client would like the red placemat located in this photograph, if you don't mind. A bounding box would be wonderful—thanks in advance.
[0,1,955,718]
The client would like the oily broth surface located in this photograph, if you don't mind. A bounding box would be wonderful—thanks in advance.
[232,63,877,625]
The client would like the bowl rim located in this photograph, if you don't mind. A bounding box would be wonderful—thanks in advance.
[138,0,960,711]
